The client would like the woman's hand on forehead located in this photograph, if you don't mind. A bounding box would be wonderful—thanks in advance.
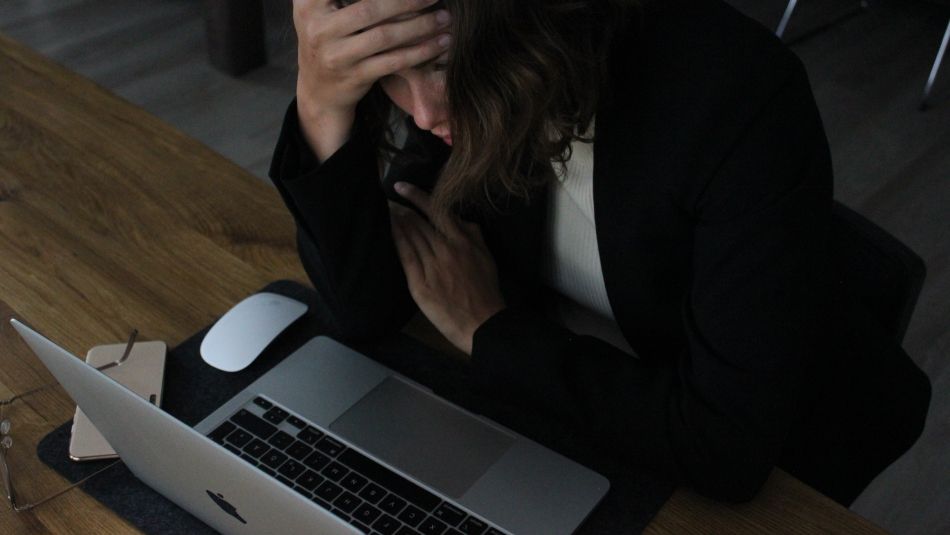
[292,0,450,160]
[295,0,450,76]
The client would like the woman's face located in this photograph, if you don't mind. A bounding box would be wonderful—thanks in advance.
[379,55,452,146]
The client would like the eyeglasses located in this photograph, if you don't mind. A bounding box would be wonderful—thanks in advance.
[0,330,140,512]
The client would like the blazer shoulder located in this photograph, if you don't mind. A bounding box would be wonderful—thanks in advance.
[617,0,806,105]
[598,0,816,201]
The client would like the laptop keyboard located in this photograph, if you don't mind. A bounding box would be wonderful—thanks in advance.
[206,396,510,535]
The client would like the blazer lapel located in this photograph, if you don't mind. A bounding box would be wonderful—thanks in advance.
[479,181,550,310]
[591,25,692,362]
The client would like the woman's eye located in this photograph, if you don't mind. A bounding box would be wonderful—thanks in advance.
[431,63,449,72]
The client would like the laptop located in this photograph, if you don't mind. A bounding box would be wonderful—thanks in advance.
[11,319,609,535]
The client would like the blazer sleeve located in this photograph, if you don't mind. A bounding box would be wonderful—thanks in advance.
[268,99,418,341]
[470,69,833,502]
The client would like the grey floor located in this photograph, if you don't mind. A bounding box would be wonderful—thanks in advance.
[1,0,948,533]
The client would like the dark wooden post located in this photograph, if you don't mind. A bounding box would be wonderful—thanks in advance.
[205,0,267,76]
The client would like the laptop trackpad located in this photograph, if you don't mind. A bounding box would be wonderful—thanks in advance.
[329,376,514,499]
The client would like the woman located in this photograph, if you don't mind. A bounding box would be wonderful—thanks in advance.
[271,0,930,504]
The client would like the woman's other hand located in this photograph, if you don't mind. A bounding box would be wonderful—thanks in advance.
[389,182,506,356]
[293,0,452,161]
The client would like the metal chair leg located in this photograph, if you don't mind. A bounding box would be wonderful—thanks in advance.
[776,0,799,38]
[921,19,950,110]
[777,0,872,40]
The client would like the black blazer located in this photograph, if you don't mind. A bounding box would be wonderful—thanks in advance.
[269,0,929,504]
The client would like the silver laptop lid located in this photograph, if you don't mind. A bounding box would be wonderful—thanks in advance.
[10,319,359,535]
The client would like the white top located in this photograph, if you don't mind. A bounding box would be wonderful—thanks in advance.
[540,119,636,355]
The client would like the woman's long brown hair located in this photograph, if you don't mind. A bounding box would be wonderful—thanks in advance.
[344,0,640,225]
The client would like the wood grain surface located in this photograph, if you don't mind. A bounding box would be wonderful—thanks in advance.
[0,30,302,533]
[0,32,888,534]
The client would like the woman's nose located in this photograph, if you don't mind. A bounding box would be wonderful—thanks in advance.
[412,100,439,131]
[409,85,442,131]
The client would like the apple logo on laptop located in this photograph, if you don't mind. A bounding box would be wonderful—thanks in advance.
[206,490,247,524]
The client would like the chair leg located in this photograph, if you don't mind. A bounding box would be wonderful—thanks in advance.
[778,0,873,41]
[921,19,950,110]
[776,0,799,39]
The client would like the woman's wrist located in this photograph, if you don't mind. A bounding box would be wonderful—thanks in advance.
[295,95,356,164]
[459,304,507,357]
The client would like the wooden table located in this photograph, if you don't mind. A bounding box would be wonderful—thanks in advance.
[0,33,888,534]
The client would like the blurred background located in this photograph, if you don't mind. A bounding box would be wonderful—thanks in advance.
[1,0,947,533]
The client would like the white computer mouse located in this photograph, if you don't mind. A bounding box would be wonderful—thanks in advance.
[200,292,308,372]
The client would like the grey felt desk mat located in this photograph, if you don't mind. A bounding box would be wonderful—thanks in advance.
[37,280,674,534]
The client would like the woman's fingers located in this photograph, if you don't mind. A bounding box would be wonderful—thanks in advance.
[357,32,451,80]
[394,182,475,242]
[292,0,336,20]
[461,220,489,249]
[391,203,437,262]
[390,213,424,283]
[331,0,442,38]
[389,196,504,356]
[338,8,450,63]
[394,182,433,217]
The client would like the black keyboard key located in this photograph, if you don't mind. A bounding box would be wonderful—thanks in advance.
[372,514,402,535]
[433,503,466,526]
[278,459,306,480]
[352,502,382,525]
[230,409,278,440]
[313,496,331,510]
[268,430,295,450]
[322,461,348,481]
[420,517,448,534]
[263,406,289,424]
[253,397,273,410]
[396,527,417,535]
[315,481,344,502]
[286,440,313,461]
[339,449,441,512]
[240,454,257,465]
[294,486,312,498]
[304,450,331,471]
[398,505,426,527]
[341,472,368,492]
[242,439,270,458]
[277,475,295,488]
[259,466,276,477]
[447,530,465,535]
[349,519,371,534]
[358,483,386,504]
[225,429,253,448]
[458,517,488,534]
[208,421,236,444]
[379,494,407,515]
[287,415,307,429]
[297,426,324,445]
[224,444,242,456]
[334,491,362,514]
[296,470,324,491]
[261,450,288,469]
[315,436,345,457]
[331,508,349,521]
[485,528,506,535]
